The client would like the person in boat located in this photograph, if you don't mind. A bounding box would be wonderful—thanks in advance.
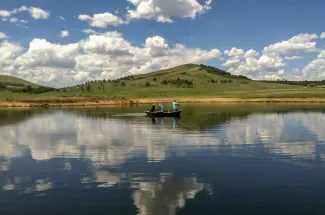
[172,100,179,111]
[150,104,156,112]
[157,104,164,112]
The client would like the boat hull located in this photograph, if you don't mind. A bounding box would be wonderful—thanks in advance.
[145,111,181,118]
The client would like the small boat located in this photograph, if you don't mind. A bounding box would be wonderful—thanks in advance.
[145,110,181,118]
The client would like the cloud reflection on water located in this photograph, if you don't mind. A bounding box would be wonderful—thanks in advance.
[0,111,324,164]
[1,110,325,214]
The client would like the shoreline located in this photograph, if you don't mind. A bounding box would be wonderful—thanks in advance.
[3,97,325,107]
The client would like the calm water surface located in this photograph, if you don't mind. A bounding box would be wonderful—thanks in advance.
[1,104,325,215]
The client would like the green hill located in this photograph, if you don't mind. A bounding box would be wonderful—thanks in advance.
[0,75,40,88]
[1,64,325,102]
[62,63,323,99]
[0,75,55,94]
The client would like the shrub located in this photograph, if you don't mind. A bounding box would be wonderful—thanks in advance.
[161,80,169,85]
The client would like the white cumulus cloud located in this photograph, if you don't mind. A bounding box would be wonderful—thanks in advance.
[321,32,325,39]
[263,33,318,57]
[91,13,124,27]
[0,10,12,17]
[18,6,50,19]
[81,32,133,56]
[78,14,92,21]
[0,32,8,39]
[14,39,80,85]
[224,47,245,59]
[221,58,241,67]
[0,6,49,21]
[302,59,325,80]
[288,33,318,43]
[79,13,124,28]
[127,0,212,23]
[60,30,69,38]
[318,50,325,59]
[9,17,18,23]
[0,40,24,75]
[244,49,259,58]
[223,53,285,80]
[16,39,80,69]
[82,29,100,35]
[284,56,304,60]
[220,33,325,80]
[76,32,221,82]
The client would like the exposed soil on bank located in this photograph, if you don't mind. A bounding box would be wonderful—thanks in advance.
[2,97,325,108]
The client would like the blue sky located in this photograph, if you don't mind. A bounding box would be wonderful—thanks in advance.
[0,0,325,86]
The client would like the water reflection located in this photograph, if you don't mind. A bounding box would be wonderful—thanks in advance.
[1,110,324,162]
[132,174,210,215]
[1,106,325,214]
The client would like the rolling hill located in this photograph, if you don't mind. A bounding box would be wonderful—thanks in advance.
[0,75,40,88]
[0,75,55,94]
[62,63,323,99]
[1,64,325,103]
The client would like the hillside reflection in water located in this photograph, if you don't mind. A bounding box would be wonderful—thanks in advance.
[1,104,325,215]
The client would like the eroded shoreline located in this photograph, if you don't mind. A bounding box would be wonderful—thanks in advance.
[2,97,325,107]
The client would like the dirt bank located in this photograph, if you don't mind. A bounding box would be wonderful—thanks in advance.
[2,97,325,108]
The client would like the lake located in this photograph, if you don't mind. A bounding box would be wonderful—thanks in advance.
[1,103,325,215]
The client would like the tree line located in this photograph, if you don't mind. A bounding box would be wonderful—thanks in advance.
[261,80,325,87]
[199,64,250,80]
[0,82,27,89]
[9,86,56,94]
[0,82,56,94]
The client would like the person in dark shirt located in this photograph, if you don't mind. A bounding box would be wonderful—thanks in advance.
[150,104,156,112]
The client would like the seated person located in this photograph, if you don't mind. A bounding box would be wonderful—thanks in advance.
[157,104,164,112]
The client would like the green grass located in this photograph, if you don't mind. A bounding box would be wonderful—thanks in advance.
[1,63,325,100]
[60,64,324,99]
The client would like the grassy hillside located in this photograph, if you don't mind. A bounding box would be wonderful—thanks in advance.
[0,75,55,94]
[0,75,40,88]
[1,63,325,102]
[61,63,325,99]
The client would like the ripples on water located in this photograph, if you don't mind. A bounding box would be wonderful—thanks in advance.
[1,105,325,215]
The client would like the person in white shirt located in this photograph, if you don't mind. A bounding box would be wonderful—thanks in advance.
[172,100,179,111]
